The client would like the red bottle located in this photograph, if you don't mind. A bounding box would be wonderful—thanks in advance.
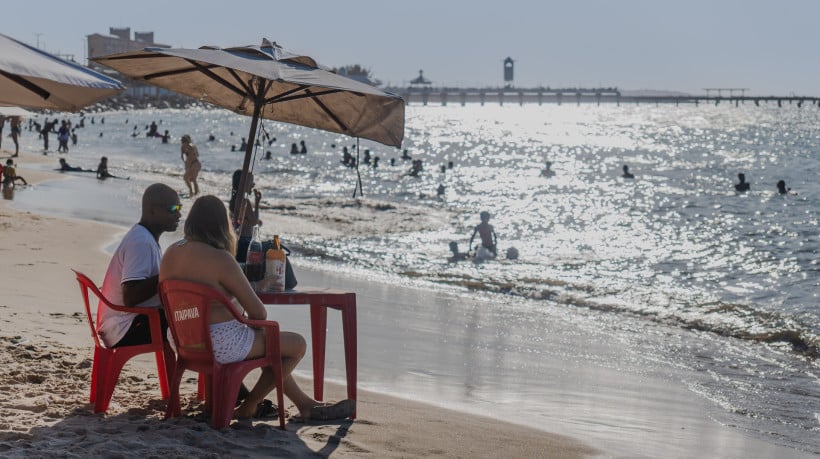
[244,225,265,282]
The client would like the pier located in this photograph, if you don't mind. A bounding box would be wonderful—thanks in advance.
[387,86,820,107]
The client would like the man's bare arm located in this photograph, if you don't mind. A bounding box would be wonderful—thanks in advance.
[121,275,159,306]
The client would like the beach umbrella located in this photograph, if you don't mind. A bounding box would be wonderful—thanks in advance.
[0,33,124,111]
[92,39,405,232]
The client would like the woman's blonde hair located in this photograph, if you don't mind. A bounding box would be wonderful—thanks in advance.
[185,195,237,255]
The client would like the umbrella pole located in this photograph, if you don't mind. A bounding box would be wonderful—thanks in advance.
[236,100,263,238]
[353,137,363,198]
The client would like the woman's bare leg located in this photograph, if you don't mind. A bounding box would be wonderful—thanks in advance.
[234,330,317,419]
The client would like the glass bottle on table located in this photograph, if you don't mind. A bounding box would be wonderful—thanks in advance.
[244,224,265,283]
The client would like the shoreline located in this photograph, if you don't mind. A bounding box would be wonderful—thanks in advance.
[2,151,816,457]
[0,154,596,458]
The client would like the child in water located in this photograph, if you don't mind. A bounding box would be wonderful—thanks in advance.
[468,211,498,259]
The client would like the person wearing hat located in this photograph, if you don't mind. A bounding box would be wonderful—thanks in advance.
[3,159,28,187]
[180,134,201,197]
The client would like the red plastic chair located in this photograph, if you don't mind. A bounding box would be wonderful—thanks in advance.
[159,279,285,429]
[72,269,173,413]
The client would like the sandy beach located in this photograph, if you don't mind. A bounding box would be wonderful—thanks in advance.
[0,154,594,458]
[1,152,814,458]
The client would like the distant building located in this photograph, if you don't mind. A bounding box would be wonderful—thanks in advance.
[86,28,173,99]
[410,70,432,86]
[87,27,170,62]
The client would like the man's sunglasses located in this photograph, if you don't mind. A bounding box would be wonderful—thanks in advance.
[167,204,183,214]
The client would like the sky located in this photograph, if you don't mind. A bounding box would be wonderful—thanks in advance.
[4,0,820,96]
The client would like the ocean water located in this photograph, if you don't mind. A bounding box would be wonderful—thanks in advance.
[10,103,818,453]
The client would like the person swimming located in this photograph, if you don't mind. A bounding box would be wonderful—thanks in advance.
[448,241,469,262]
[622,165,634,179]
[735,173,750,192]
[776,180,795,195]
[505,247,519,260]
[541,161,555,177]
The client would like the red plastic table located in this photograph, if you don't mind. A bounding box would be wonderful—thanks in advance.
[257,287,357,416]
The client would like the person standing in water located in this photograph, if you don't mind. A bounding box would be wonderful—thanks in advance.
[180,134,201,197]
[735,173,750,192]
[10,116,21,157]
[229,170,262,262]
[468,211,498,258]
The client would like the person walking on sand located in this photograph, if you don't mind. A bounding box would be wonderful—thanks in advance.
[159,195,355,421]
[40,118,56,152]
[180,134,201,197]
[468,211,498,259]
[735,173,750,192]
[57,120,70,153]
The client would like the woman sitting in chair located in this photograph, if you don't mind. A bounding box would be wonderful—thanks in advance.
[159,195,354,421]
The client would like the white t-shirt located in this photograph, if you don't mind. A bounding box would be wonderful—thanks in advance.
[97,224,162,347]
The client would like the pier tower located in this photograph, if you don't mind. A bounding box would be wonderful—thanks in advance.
[503,57,514,88]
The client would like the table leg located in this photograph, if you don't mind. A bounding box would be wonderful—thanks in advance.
[309,304,328,401]
[342,301,357,418]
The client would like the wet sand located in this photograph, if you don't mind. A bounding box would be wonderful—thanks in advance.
[0,153,593,458]
[0,152,812,458]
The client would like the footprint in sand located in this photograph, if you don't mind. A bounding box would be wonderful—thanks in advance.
[7,403,47,413]
[25,374,45,384]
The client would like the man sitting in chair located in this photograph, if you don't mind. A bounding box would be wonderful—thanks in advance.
[97,183,181,348]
